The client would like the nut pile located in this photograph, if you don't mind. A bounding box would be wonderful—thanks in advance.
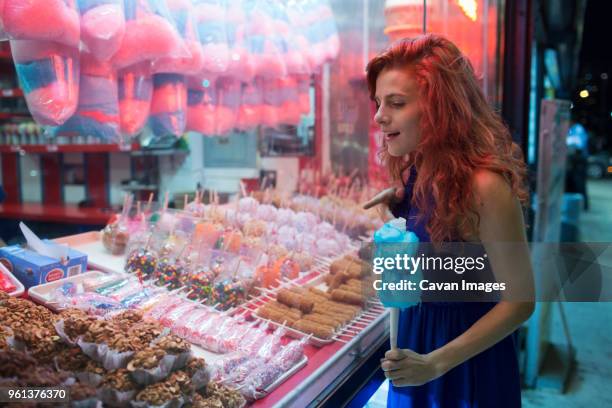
[195,382,245,408]
[134,374,183,406]
[70,382,98,401]
[129,347,166,370]
[84,359,107,376]
[60,308,96,340]
[111,310,144,330]
[0,326,13,350]
[101,368,137,392]
[156,334,191,354]
[82,320,118,343]
[129,320,165,344]
[55,347,90,372]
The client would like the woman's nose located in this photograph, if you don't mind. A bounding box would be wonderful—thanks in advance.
[374,107,389,126]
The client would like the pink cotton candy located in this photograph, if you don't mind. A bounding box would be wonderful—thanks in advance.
[118,63,153,136]
[201,42,230,73]
[187,105,216,135]
[81,3,126,62]
[3,0,79,47]
[155,39,204,75]
[119,99,150,135]
[150,82,187,115]
[26,80,79,126]
[112,14,185,69]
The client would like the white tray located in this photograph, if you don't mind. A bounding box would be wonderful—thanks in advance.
[56,231,126,274]
[28,271,121,312]
[192,345,308,400]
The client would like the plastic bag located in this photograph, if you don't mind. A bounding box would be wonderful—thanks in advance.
[224,0,256,80]
[186,77,218,135]
[11,40,79,126]
[79,0,126,62]
[112,0,189,69]
[277,76,301,126]
[243,0,287,78]
[153,0,204,75]
[51,52,121,142]
[149,73,187,137]
[118,61,153,136]
[193,0,229,74]
[301,0,339,69]
[3,0,80,47]
[214,76,239,135]
[260,77,280,128]
[236,78,262,131]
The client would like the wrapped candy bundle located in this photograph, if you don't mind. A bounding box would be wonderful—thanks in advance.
[237,78,263,131]
[3,0,80,47]
[225,0,256,80]
[260,77,280,128]
[303,0,339,68]
[118,61,153,136]
[243,0,287,79]
[112,0,188,70]
[149,73,187,137]
[51,52,120,142]
[153,0,204,75]
[276,76,301,126]
[11,40,79,125]
[186,78,218,135]
[79,0,126,61]
[193,0,229,74]
[214,76,240,135]
[296,74,311,114]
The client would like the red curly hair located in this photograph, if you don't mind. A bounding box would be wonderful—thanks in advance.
[366,34,528,242]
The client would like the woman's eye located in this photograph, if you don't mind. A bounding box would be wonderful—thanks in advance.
[391,102,405,108]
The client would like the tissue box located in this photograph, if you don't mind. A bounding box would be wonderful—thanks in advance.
[0,241,88,289]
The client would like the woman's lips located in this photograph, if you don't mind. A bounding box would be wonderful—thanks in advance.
[384,132,400,142]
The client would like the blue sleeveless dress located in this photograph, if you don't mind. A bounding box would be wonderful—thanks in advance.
[387,167,521,408]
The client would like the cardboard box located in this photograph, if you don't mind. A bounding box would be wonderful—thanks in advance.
[0,241,88,288]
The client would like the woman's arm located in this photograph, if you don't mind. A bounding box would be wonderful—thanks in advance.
[382,170,535,386]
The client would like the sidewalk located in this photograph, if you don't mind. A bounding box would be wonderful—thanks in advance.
[522,178,612,407]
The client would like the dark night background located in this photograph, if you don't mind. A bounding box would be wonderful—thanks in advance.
[574,0,612,152]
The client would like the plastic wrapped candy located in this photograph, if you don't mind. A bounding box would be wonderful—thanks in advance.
[149,73,187,137]
[125,248,158,279]
[112,0,189,69]
[79,0,126,61]
[153,0,204,75]
[186,77,218,135]
[193,0,229,74]
[224,0,256,80]
[51,52,120,142]
[118,62,153,136]
[11,40,79,125]
[296,74,311,114]
[243,0,287,79]
[260,77,280,128]
[276,76,301,126]
[302,0,339,69]
[236,79,263,131]
[214,76,239,135]
[3,0,80,47]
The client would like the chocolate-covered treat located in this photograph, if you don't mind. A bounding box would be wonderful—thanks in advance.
[0,349,37,377]
[70,383,98,401]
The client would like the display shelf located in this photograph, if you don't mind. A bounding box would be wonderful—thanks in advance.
[0,88,23,97]
[0,203,111,225]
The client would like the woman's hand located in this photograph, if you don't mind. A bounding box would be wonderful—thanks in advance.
[362,185,405,210]
[381,348,446,387]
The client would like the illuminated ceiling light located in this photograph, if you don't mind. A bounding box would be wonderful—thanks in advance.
[579,90,589,98]
[457,0,478,21]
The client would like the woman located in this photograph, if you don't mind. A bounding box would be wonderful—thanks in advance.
[366,35,535,407]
